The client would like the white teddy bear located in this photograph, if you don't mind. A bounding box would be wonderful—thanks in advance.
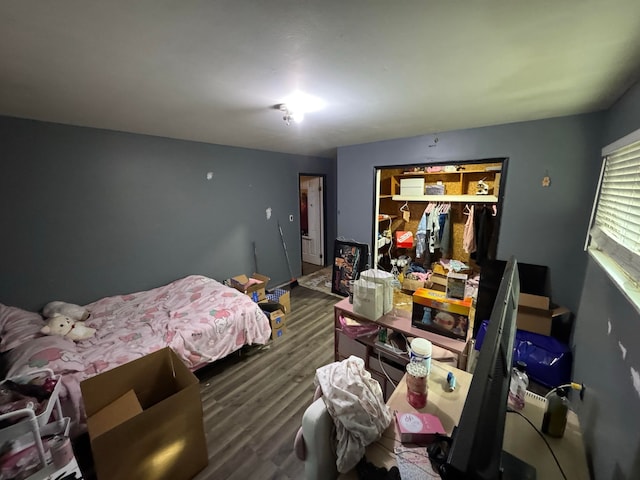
[40,314,96,342]
[42,301,90,321]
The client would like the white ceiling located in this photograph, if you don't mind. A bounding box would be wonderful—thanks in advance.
[1,1,640,158]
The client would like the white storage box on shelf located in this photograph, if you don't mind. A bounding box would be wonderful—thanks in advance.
[0,368,71,480]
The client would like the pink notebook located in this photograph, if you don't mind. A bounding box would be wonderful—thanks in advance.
[395,412,446,444]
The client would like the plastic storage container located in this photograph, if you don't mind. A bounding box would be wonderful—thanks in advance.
[405,361,428,408]
[542,388,570,438]
[408,338,432,376]
[508,361,529,411]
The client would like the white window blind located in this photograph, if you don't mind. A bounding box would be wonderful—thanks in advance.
[588,130,640,286]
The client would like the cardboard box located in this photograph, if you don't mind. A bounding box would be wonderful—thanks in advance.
[428,273,448,292]
[446,272,468,300]
[271,324,287,340]
[395,231,414,248]
[87,390,142,439]
[400,177,425,196]
[517,293,569,337]
[230,273,270,301]
[412,288,472,340]
[266,288,291,313]
[80,348,208,480]
[396,412,446,444]
[267,309,286,329]
[402,277,424,292]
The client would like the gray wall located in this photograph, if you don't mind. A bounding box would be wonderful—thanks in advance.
[336,113,604,315]
[334,84,640,479]
[572,81,640,480]
[0,116,336,311]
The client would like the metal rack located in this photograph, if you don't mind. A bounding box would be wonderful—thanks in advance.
[0,368,67,480]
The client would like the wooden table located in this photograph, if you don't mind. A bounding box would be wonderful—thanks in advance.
[340,360,589,480]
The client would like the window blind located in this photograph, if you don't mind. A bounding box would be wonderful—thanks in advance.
[589,135,640,284]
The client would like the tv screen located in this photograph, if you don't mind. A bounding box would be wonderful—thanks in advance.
[473,259,549,338]
[440,257,536,480]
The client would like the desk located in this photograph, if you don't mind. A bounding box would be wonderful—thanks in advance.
[340,361,589,480]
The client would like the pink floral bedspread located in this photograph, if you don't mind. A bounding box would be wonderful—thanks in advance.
[4,275,271,436]
[78,274,270,373]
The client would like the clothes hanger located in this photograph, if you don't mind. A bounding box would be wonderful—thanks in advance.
[400,201,411,221]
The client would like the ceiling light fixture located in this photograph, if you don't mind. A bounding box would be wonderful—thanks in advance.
[276,90,325,126]
[279,104,304,125]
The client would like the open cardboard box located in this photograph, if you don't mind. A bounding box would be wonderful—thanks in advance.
[517,293,571,337]
[402,277,424,292]
[265,287,291,313]
[230,273,270,301]
[80,348,208,480]
[428,273,447,292]
[266,308,286,330]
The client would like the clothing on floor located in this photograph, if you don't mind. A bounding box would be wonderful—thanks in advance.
[356,457,401,480]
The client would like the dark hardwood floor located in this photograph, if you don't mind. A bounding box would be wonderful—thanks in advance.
[301,261,326,276]
[75,285,337,480]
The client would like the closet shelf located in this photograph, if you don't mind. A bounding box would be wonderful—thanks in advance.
[392,194,499,203]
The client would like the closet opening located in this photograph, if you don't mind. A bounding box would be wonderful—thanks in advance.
[373,158,508,340]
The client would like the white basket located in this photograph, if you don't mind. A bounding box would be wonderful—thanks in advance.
[0,368,63,429]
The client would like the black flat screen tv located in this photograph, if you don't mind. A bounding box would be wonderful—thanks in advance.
[440,257,536,480]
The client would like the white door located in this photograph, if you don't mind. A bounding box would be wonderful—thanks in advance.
[302,177,324,265]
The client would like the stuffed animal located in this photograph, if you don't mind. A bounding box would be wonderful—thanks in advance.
[40,314,96,342]
[42,301,90,321]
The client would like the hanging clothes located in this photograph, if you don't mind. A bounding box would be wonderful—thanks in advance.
[470,205,495,266]
[439,212,452,259]
[415,207,428,260]
[463,205,476,254]
[427,207,440,254]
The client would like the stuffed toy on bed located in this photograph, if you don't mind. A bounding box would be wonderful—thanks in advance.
[42,301,90,321]
[40,314,96,342]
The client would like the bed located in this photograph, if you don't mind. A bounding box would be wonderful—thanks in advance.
[0,274,272,436]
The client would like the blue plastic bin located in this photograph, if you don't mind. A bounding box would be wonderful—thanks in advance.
[475,319,572,388]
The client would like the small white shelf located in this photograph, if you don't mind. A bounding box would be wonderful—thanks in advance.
[392,194,499,203]
[0,369,68,480]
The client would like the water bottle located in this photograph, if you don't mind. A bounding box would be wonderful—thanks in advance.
[507,361,529,411]
[542,387,570,438]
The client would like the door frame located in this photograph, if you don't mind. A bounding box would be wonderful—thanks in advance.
[299,173,327,267]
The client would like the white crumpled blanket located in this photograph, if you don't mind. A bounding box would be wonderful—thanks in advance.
[315,355,393,473]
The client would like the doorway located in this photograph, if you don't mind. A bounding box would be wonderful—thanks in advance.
[299,174,326,276]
